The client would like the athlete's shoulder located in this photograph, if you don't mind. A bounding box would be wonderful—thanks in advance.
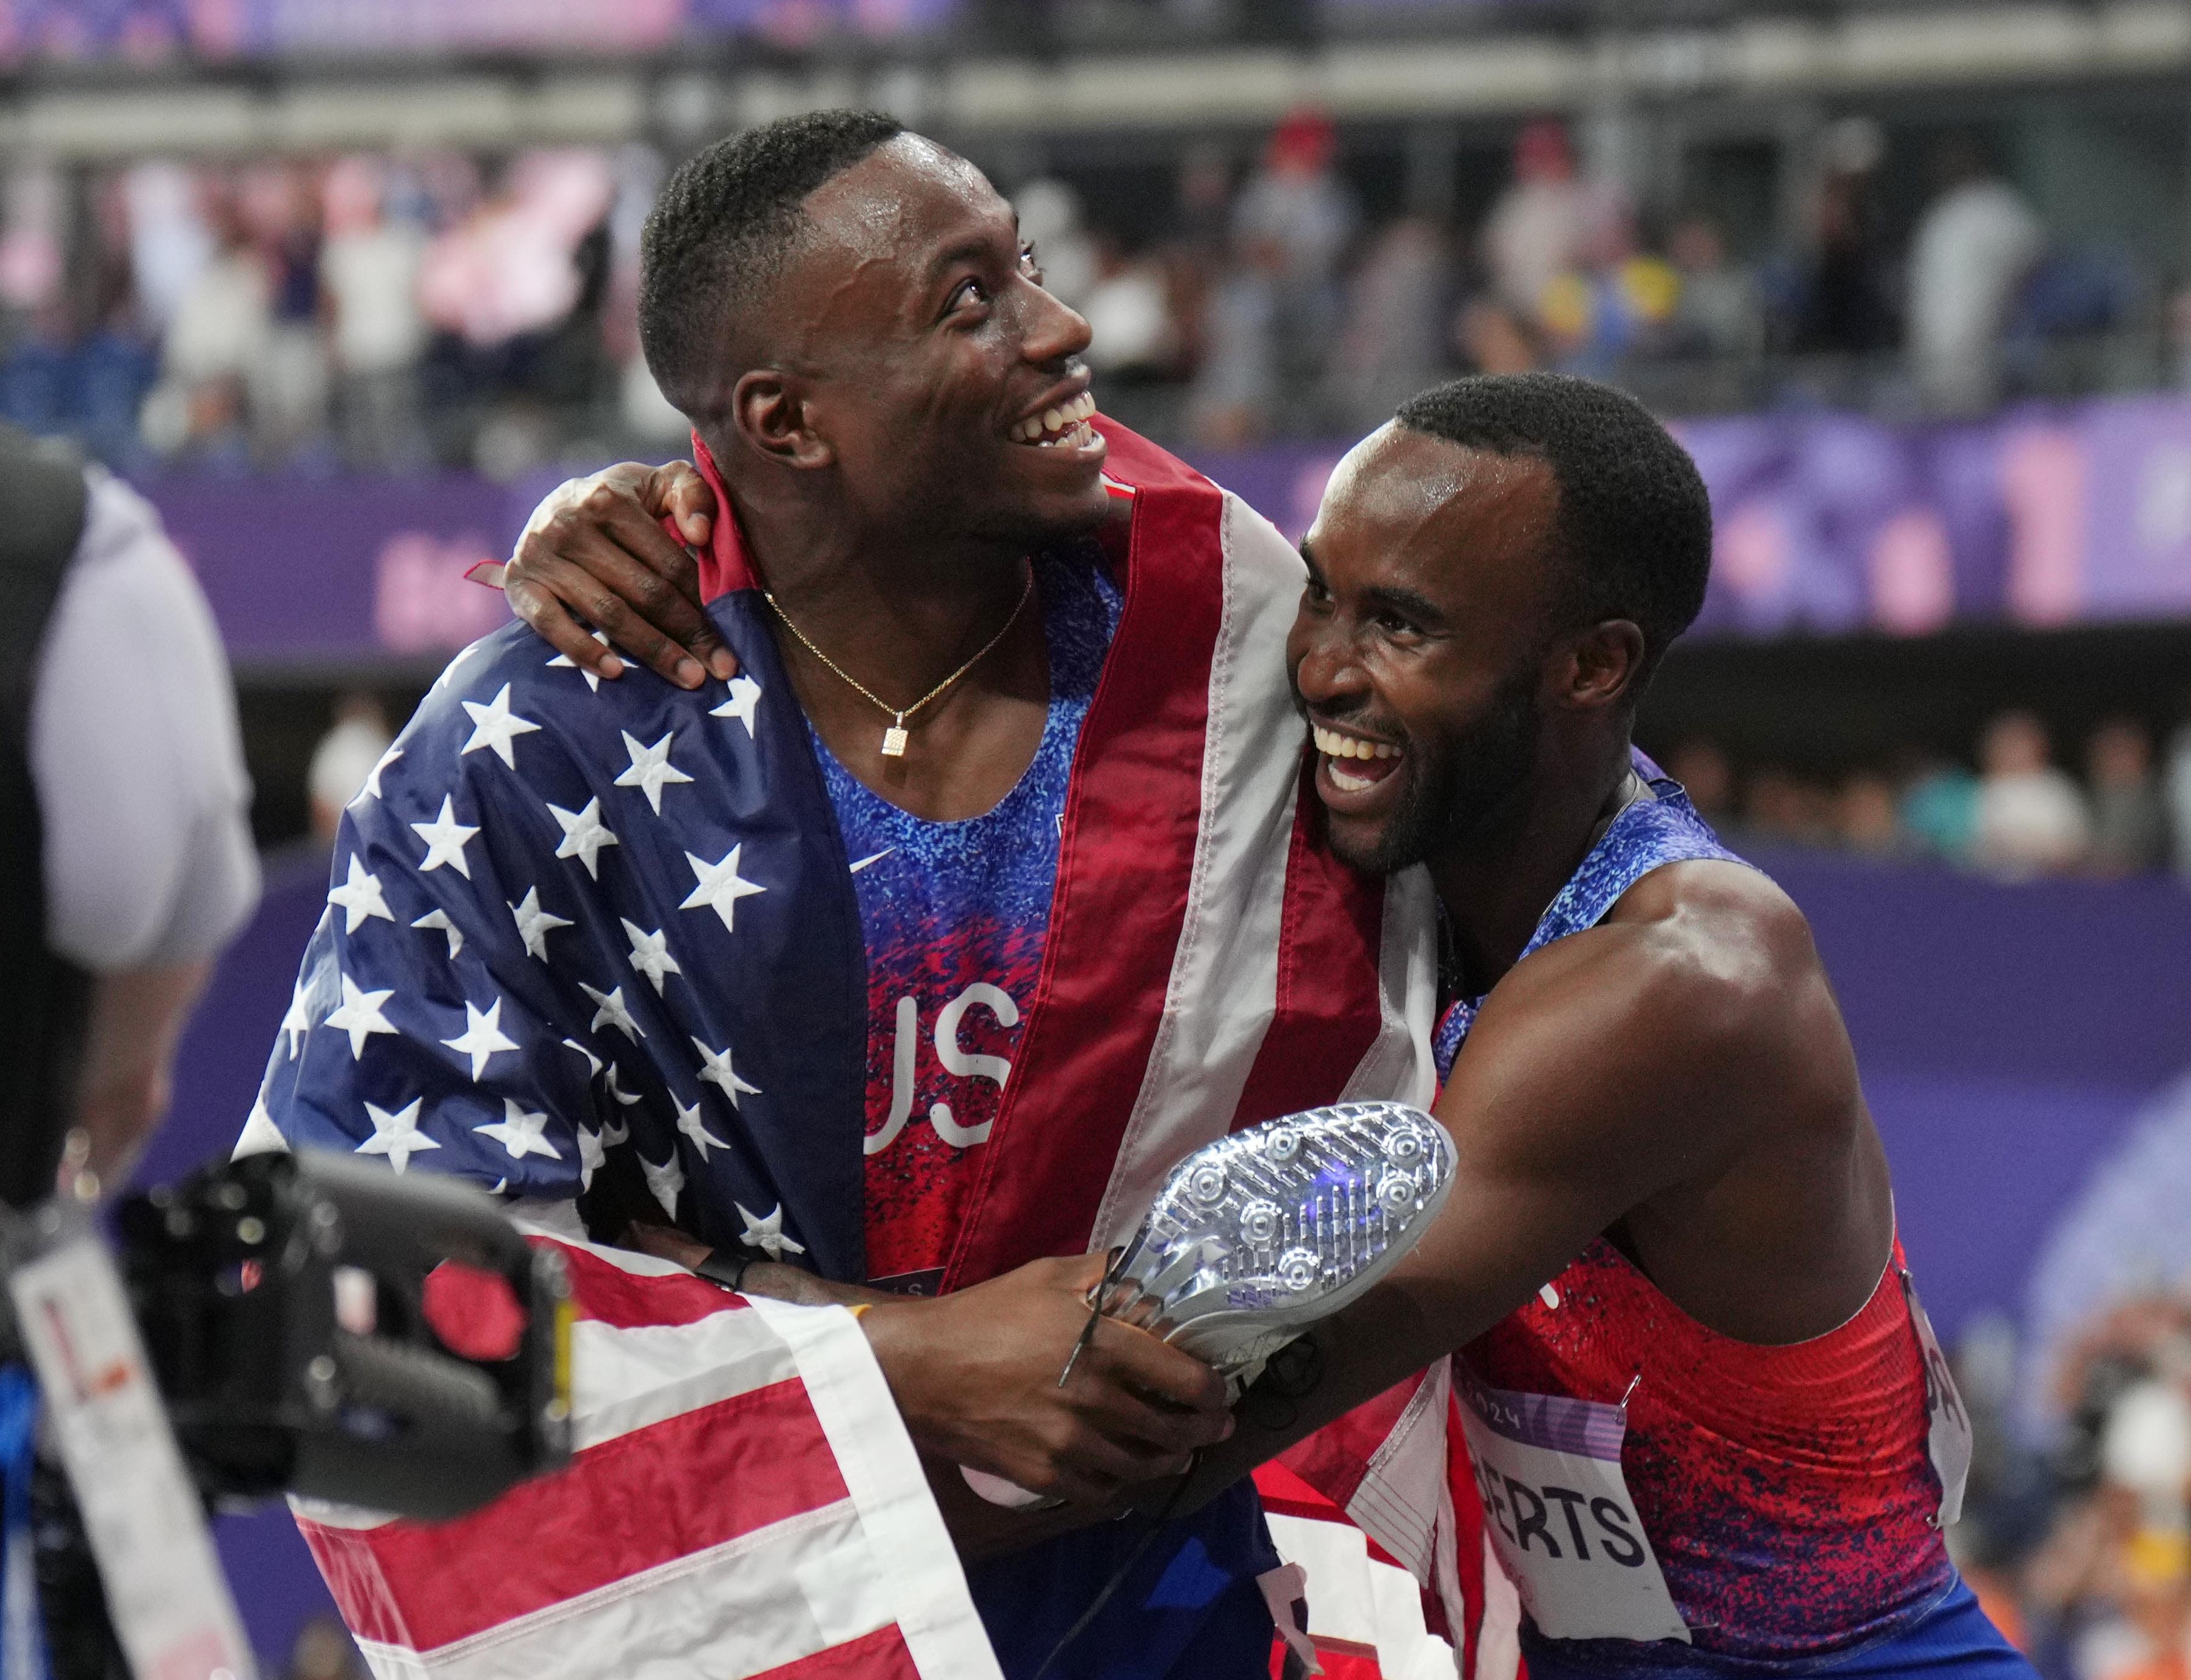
[1603,858,1836,1070]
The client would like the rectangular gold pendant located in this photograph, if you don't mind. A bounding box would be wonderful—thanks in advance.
[881,725,909,758]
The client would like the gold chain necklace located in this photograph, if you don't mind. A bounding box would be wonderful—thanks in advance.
[762,563,1036,758]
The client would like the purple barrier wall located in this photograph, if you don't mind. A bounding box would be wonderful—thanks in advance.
[141,842,2191,1665]
[143,392,2191,671]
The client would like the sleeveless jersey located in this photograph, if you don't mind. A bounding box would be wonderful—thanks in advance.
[816,548,1120,1295]
[1435,751,1957,1676]
[818,548,1282,1679]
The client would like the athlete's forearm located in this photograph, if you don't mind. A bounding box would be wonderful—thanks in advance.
[736,1260,896,1308]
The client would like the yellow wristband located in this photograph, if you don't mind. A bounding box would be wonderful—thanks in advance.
[848,1302,872,1321]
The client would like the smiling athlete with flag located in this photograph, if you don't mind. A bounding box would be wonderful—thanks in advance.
[517,368,2041,1679]
[247,112,1439,1680]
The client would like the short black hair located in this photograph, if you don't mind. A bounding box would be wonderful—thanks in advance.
[639,109,906,417]
[1394,373,1712,688]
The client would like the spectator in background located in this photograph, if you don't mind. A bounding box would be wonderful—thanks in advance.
[1232,107,1356,402]
[1013,178,1098,310]
[320,155,427,469]
[1744,767,1837,848]
[1454,293,1540,375]
[246,163,331,463]
[2087,719,2167,878]
[1974,710,2091,878]
[1909,133,2046,414]
[1838,770,1905,857]
[1326,214,1450,431]
[284,1616,365,1680]
[1900,750,1982,864]
[1785,116,1899,361]
[2167,711,2191,882]
[1186,230,1280,445]
[1667,210,1762,361]
[306,692,392,846]
[146,188,266,463]
[1666,738,1735,824]
[1481,119,1623,328]
[1079,235,1177,382]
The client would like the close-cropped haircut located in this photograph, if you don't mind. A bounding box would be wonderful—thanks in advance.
[639,109,906,418]
[1395,374,1713,688]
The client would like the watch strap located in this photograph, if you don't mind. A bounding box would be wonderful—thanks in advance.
[693,1247,753,1293]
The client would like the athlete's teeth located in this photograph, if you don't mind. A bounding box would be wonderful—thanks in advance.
[1313,725,1400,761]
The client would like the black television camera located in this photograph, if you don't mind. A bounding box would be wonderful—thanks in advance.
[5,1151,572,1680]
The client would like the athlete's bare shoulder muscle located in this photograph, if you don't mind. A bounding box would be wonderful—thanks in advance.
[1433,859,1894,1345]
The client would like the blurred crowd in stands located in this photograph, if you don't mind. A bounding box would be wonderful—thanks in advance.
[0,104,2178,477]
[1952,1284,2191,1680]
[1662,711,2191,881]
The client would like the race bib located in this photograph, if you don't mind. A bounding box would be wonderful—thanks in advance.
[1900,1271,1971,1528]
[1453,1363,1689,1646]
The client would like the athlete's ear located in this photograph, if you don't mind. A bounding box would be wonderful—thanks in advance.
[730,368,836,470]
[1564,620,1646,711]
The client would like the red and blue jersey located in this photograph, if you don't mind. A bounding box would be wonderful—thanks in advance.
[1435,753,1963,1676]
[814,549,1123,1294]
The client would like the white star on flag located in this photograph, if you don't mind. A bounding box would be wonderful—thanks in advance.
[548,798,619,879]
[411,795,481,879]
[357,1098,439,1173]
[681,845,766,933]
[234,1097,289,1160]
[441,997,519,1081]
[328,855,395,934]
[604,1064,642,1106]
[508,887,573,961]
[432,639,486,693]
[601,1110,631,1149]
[642,1148,685,1217]
[560,1037,603,1078]
[735,1201,806,1260]
[614,730,694,815]
[673,1093,731,1160]
[710,674,762,738]
[691,1037,761,1105]
[547,631,611,692]
[278,974,316,1060]
[576,1123,605,1191]
[354,745,403,805]
[622,920,683,994]
[460,683,543,770]
[476,1098,561,1162]
[412,909,463,959]
[324,974,398,1060]
[581,983,644,1042]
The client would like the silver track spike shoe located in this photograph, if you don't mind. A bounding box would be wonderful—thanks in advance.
[1103,1102,1455,1391]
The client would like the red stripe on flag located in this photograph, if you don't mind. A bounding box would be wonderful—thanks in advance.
[299,1376,846,1651]
[750,1624,923,1679]
[943,422,1229,1288]
[1230,758,1387,1129]
[548,1238,750,1329]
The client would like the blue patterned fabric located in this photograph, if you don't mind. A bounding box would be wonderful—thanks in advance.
[1432,749,1745,1083]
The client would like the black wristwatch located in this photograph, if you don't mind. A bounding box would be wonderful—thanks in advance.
[693,1247,755,1292]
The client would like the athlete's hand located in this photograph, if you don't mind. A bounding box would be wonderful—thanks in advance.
[860,1253,1233,1507]
[499,460,733,690]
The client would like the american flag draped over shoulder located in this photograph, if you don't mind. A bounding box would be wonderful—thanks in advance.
[246,418,1481,1679]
